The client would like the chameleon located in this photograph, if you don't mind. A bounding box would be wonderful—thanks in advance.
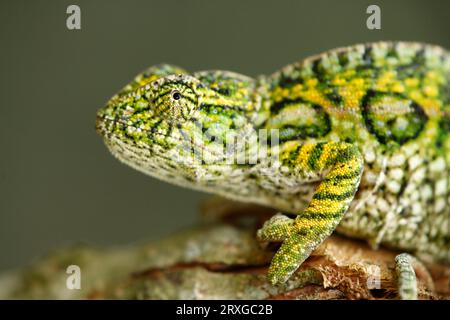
[96,42,450,299]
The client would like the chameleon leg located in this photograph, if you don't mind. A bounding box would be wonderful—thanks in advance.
[395,253,435,300]
[257,213,295,241]
[395,253,418,300]
[257,142,364,284]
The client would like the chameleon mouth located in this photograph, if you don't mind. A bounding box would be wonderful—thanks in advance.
[95,113,169,143]
[95,112,236,188]
[95,113,108,137]
[95,113,226,162]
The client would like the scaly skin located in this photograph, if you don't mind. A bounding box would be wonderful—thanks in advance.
[96,42,450,295]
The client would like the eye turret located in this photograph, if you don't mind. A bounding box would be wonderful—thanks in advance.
[150,75,200,123]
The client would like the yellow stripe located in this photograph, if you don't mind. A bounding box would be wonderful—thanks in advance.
[296,144,317,169]
[314,142,339,170]
[307,198,343,213]
[294,218,330,230]
[315,180,354,194]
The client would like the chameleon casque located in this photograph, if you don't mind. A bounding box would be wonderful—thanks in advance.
[96,42,450,299]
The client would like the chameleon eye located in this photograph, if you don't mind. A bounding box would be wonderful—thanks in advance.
[172,90,182,101]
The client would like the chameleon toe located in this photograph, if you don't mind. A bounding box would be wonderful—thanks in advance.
[257,213,294,242]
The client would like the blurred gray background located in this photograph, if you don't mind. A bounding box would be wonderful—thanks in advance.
[0,0,449,271]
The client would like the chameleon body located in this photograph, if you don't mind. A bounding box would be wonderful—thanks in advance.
[96,42,450,297]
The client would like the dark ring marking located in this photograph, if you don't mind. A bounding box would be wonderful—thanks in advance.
[302,208,346,220]
[436,112,450,148]
[312,188,357,201]
[267,98,331,142]
[361,90,428,145]
[324,169,362,181]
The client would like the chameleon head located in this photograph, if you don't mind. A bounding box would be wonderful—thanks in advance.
[96,69,258,189]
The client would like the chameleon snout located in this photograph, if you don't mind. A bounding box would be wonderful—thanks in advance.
[95,111,109,138]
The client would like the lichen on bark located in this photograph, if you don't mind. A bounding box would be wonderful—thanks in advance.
[0,198,449,300]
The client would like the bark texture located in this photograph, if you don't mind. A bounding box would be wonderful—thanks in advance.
[1,198,449,300]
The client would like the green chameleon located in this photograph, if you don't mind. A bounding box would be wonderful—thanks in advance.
[96,42,450,299]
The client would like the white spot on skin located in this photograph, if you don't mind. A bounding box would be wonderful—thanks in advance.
[376,198,389,212]
[411,167,426,183]
[402,142,419,158]
[387,180,401,194]
[389,154,405,167]
[363,191,376,206]
[434,198,446,213]
[435,179,447,196]
[342,121,353,129]
[365,171,379,184]
[441,219,449,235]
[409,216,422,224]
[389,168,404,181]
[430,157,446,173]
[411,202,422,216]
[420,184,433,200]
[409,190,419,202]
[408,155,423,171]
[395,118,409,131]
[364,149,376,163]
[328,133,339,141]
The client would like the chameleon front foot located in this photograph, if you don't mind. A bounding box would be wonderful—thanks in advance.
[257,213,323,285]
[257,142,364,285]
